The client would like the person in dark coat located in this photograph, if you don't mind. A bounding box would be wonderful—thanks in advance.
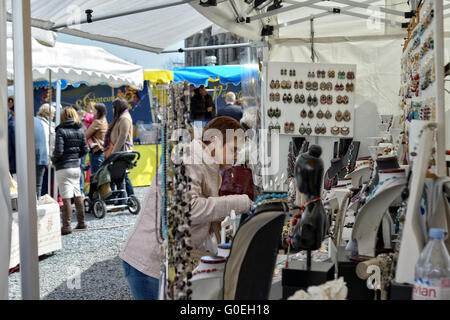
[190,85,216,121]
[8,108,16,174]
[217,92,243,122]
[52,107,89,235]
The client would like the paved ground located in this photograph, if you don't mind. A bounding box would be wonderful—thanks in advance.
[8,187,149,300]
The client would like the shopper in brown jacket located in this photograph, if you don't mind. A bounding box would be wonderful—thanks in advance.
[107,98,135,198]
[85,103,108,176]
[120,116,252,300]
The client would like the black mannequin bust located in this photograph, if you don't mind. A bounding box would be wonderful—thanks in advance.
[291,145,328,253]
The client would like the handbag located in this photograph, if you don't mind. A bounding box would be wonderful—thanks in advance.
[219,165,255,201]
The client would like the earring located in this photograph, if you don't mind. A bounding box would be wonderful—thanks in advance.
[275,92,280,101]
[340,126,350,136]
[312,81,318,91]
[294,81,298,89]
[275,107,281,118]
[327,95,333,104]
[283,93,287,103]
[269,93,274,102]
[289,122,295,133]
[306,81,311,90]
[287,93,293,103]
[307,94,312,106]
[299,81,304,89]
[335,110,343,122]
[337,95,342,104]
[299,123,306,135]
[306,123,312,135]
[331,125,340,135]
[321,123,327,134]
[316,109,324,119]
[343,110,351,122]
[315,124,321,135]
[275,80,280,89]
[320,94,327,104]
[308,108,314,119]
[268,107,274,118]
[295,94,300,104]
[325,109,332,119]
[284,122,290,133]
[299,94,305,104]
[343,95,349,104]
[286,80,292,89]
[300,109,307,118]
[270,80,275,89]
[274,122,281,132]
[312,95,318,106]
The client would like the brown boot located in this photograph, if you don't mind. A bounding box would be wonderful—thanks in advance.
[61,200,73,235]
[74,196,87,230]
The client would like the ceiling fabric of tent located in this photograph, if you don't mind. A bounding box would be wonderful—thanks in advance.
[191,1,450,41]
[6,38,144,89]
[6,0,213,53]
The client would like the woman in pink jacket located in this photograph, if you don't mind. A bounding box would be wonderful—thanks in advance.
[119,116,252,300]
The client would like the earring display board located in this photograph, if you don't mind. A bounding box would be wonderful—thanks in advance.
[266,62,356,138]
[399,0,445,174]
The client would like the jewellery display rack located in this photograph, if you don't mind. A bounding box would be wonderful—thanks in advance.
[399,0,444,174]
[266,62,356,138]
[161,81,195,300]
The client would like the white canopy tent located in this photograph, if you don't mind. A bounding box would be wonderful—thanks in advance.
[2,0,447,300]
[6,37,144,90]
[5,0,213,53]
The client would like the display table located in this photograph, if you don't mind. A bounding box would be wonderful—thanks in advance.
[128,144,161,187]
[9,202,62,269]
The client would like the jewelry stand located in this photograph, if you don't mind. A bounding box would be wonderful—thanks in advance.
[352,168,407,257]
[190,256,227,300]
[395,122,436,284]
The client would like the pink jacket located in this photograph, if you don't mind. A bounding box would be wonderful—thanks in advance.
[119,139,251,278]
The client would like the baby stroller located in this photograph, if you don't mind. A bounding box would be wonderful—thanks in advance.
[84,150,141,219]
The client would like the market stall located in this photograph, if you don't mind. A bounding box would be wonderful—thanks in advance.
[4,0,450,302]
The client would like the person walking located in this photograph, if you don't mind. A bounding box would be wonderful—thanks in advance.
[216,92,243,122]
[52,107,89,235]
[106,98,135,201]
[85,103,108,176]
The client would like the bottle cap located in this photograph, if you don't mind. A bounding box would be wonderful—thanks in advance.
[429,228,445,240]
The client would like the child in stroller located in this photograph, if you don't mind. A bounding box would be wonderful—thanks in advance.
[85,150,141,218]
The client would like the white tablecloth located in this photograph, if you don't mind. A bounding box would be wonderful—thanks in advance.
[9,203,62,269]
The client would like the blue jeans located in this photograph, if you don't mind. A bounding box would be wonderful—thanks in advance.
[90,151,105,176]
[122,260,159,300]
[79,156,87,195]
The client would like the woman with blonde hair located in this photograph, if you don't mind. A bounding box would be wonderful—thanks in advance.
[52,107,89,235]
[36,103,56,196]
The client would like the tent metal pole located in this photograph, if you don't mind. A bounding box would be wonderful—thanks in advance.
[277,0,402,29]
[332,0,406,17]
[47,70,51,196]
[12,0,40,300]
[51,0,198,30]
[160,42,264,54]
[53,80,61,201]
[247,0,323,22]
[0,0,12,301]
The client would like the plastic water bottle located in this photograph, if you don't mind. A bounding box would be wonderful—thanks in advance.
[412,228,450,300]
